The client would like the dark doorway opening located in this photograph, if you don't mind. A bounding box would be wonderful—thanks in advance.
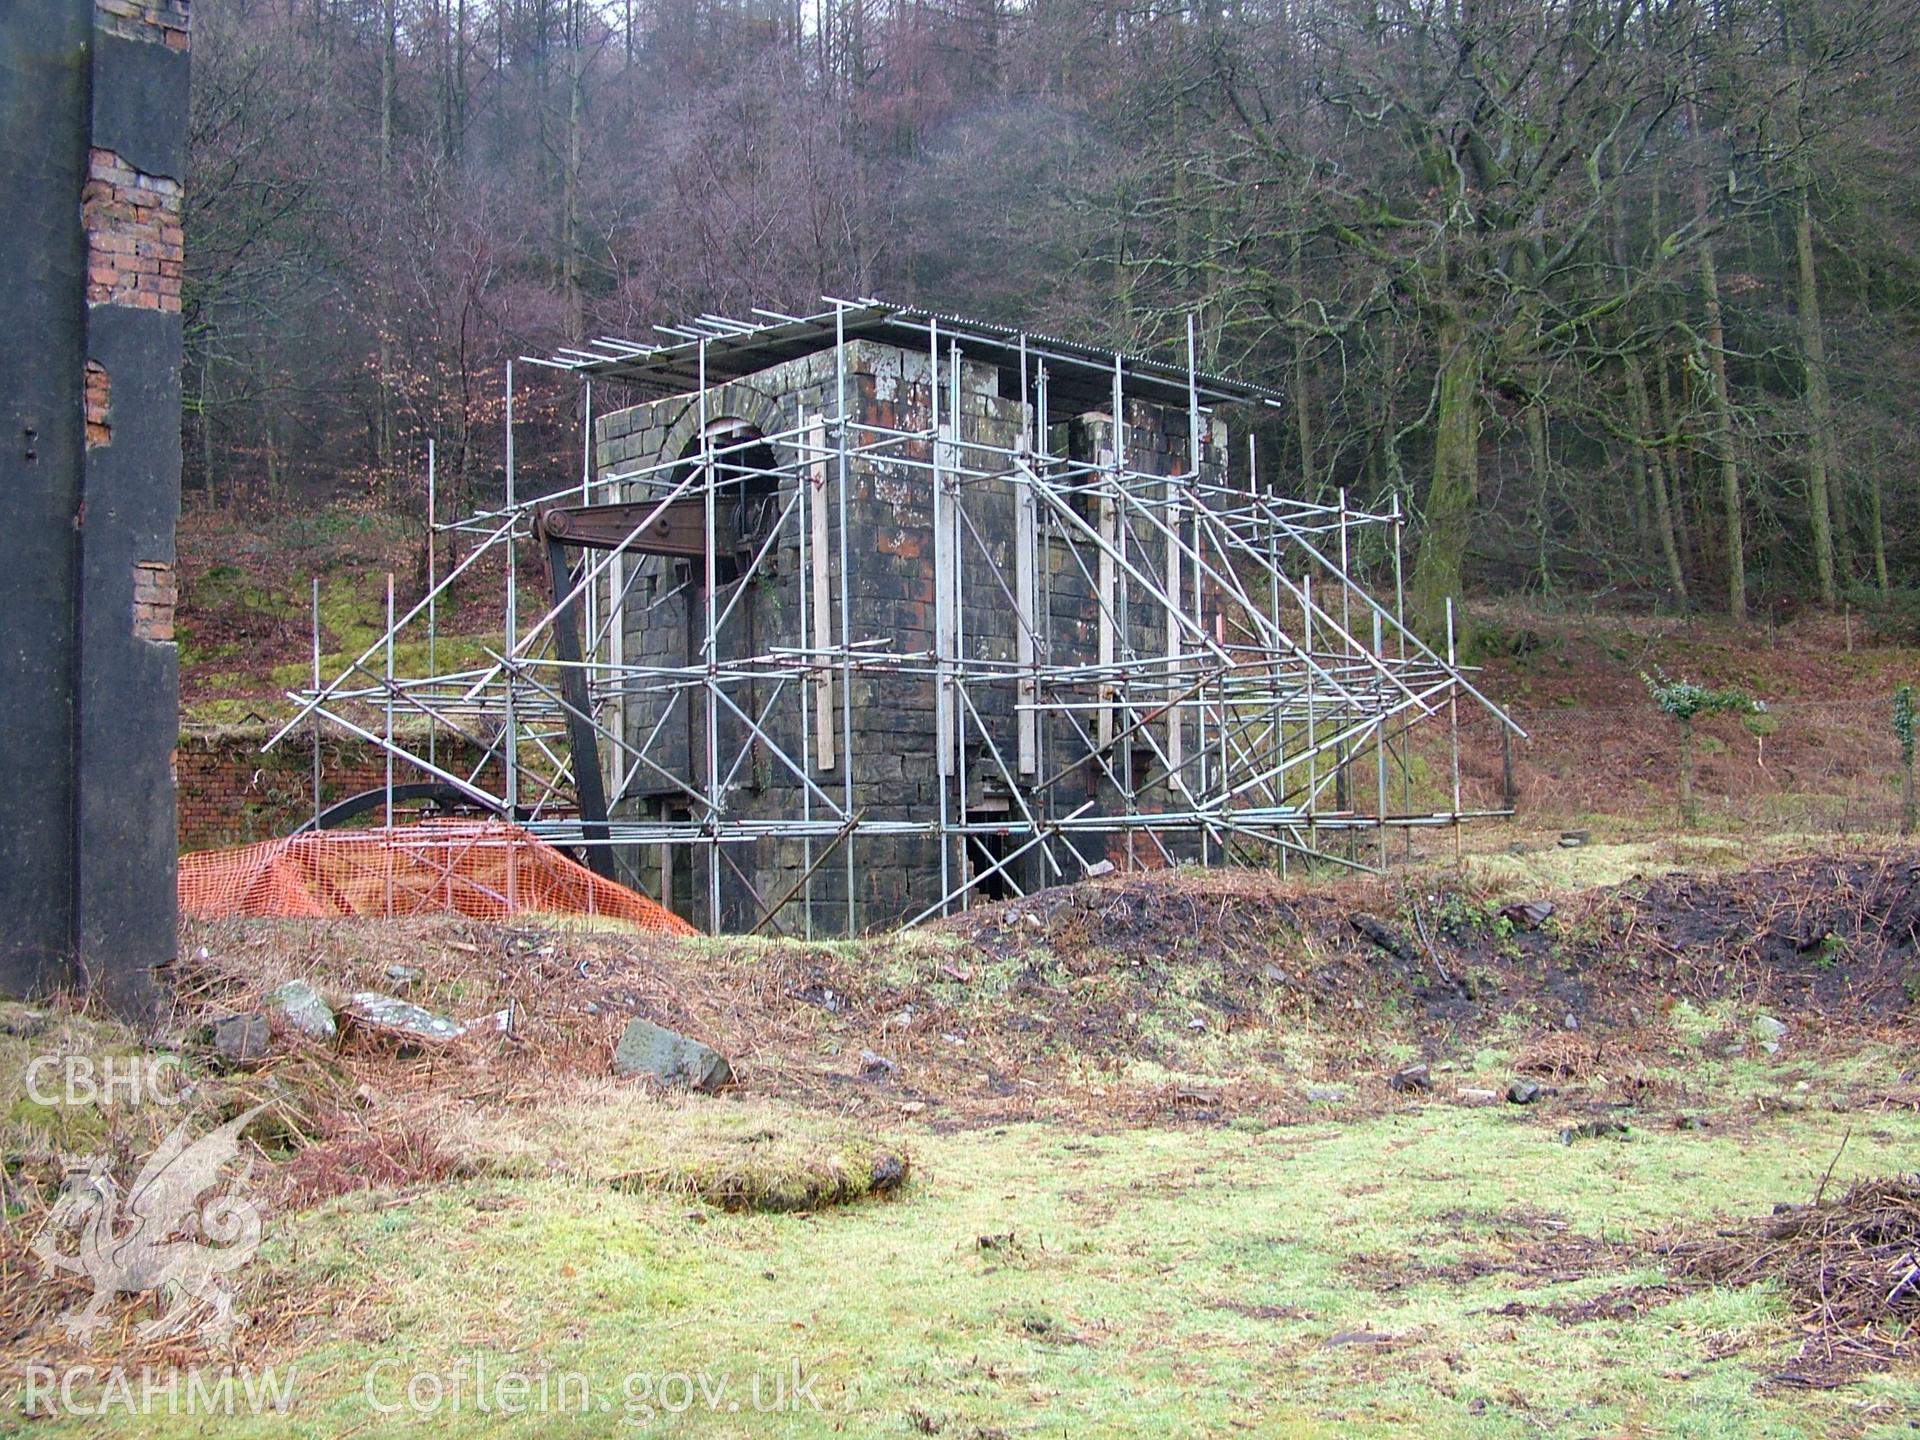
[966,824,1013,903]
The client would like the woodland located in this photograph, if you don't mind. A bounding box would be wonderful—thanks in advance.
[186,0,1920,632]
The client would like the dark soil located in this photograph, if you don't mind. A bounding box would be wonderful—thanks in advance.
[942,848,1920,1043]
[1614,853,1920,1014]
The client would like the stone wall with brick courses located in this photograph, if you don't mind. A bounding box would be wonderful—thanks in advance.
[594,339,1233,934]
[834,347,1001,929]
[973,402,1231,877]
[84,360,112,447]
[597,351,848,930]
[0,0,196,1004]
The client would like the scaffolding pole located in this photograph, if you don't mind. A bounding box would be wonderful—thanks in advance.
[269,299,1524,935]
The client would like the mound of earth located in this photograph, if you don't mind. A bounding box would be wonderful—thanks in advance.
[9,841,1920,1402]
[151,845,1920,1142]
[944,845,1920,1033]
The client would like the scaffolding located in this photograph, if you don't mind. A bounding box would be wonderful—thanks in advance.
[268,298,1524,935]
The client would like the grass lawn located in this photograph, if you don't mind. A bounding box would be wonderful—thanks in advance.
[20,1080,1920,1438]
[9,842,1920,1436]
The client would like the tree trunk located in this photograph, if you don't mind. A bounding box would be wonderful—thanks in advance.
[1626,424,1650,562]
[1869,478,1889,595]
[562,0,584,343]
[1679,720,1696,827]
[1654,349,1693,570]
[434,0,450,159]
[1793,184,1838,607]
[264,410,281,506]
[1613,164,1684,607]
[1902,750,1916,837]
[1379,327,1403,504]
[1411,316,1479,640]
[377,0,396,498]
[199,361,216,509]
[1290,230,1314,499]
[455,0,466,159]
[1628,355,1688,606]
[1692,160,1745,621]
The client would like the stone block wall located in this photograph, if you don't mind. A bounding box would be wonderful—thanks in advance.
[593,339,1231,934]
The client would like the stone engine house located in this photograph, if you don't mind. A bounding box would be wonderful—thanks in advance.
[289,301,1518,937]
[591,323,1237,932]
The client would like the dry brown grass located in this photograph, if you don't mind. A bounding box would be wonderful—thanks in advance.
[1665,1174,1920,1385]
[167,845,1920,1140]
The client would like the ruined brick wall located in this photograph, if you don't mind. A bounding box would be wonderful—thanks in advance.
[177,734,369,851]
[82,148,184,311]
[81,0,188,663]
[95,0,190,48]
[131,560,177,642]
[84,360,112,446]
[176,730,504,851]
[1,0,191,1008]
[75,0,192,1005]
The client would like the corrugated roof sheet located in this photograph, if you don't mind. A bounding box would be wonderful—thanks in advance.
[528,298,1286,414]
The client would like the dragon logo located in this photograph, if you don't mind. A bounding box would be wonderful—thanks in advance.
[30,1103,269,1346]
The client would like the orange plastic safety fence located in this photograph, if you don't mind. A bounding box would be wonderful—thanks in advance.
[178,821,697,934]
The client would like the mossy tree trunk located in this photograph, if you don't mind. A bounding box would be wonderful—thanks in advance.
[1903,755,1915,837]
[1411,316,1479,642]
[1629,354,1688,607]
[1679,718,1697,828]
[1793,185,1838,608]
[1688,100,1745,622]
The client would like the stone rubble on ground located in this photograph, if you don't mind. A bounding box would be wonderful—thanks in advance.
[211,1011,270,1064]
[870,1152,909,1191]
[1499,900,1555,929]
[1349,913,1415,962]
[1389,1064,1432,1093]
[263,979,337,1041]
[1560,1119,1630,1143]
[0,1006,49,1039]
[612,1016,733,1092]
[345,992,468,1043]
